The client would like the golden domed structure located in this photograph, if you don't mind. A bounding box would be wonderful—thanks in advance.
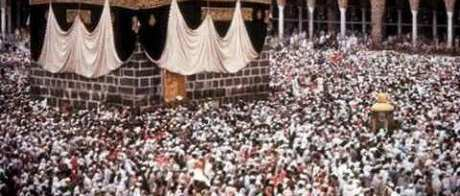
[371,93,394,112]
[370,93,395,132]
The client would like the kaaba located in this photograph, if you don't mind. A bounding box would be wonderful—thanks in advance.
[28,0,272,109]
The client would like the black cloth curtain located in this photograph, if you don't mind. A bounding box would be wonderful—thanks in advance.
[139,1,202,60]
[139,1,268,59]
[111,7,137,60]
[30,4,47,61]
[30,2,268,62]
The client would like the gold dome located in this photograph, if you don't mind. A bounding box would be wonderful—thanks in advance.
[371,103,394,112]
[376,93,390,103]
[372,93,394,112]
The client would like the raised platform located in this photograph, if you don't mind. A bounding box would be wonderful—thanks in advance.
[30,41,270,109]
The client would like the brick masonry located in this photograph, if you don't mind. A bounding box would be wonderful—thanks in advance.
[186,44,271,102]
[29,40,271,108]
[30,41,162,109]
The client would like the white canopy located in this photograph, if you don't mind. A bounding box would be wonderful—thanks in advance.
[38,0,122,78]
[147,0,259,75]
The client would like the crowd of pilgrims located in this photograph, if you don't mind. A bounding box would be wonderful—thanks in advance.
[0,32,460,196]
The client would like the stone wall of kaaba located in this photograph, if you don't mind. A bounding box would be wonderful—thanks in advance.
[29,41,270,109]
[186,45,271,102]
[30,42,163,109]
[29,1,271,109]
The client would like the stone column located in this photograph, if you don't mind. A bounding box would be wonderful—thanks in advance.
[307,0,315,39]
[397,9,402,36]
[1,0,6,37]
[362,8,366,34]
[447,12,453,48]
[432,11,437,40]
[411,10,418,46]
[339,8,346,36]
[370,0,385,47]
[308,7,315,39]
[409,0,420,47]
[277,0,286,39]
[444,0,456,48]
[338,0,348,36]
